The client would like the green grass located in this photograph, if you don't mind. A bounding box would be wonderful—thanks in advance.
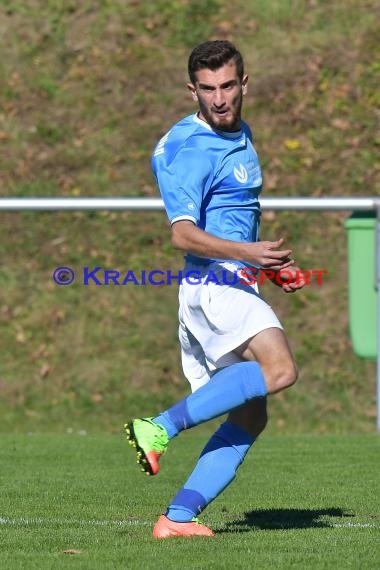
[1,432,379,569]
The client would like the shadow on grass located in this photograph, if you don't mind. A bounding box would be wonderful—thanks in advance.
[219,507,353,533]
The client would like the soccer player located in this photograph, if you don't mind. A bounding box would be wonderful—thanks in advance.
[125,40,306,539]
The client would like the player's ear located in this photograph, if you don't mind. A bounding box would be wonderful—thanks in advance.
[242,75,248,95]
[187,83,198,102]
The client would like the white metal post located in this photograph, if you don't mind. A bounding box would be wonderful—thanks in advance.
[376,202,380,432]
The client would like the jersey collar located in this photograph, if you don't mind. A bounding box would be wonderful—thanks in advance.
[193,113,243,139]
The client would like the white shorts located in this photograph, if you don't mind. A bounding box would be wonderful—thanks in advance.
[179,261,283,392]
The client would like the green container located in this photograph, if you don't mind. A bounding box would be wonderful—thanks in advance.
[344,212,377,359]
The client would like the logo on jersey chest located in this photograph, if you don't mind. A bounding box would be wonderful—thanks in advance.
[233,163,248,184]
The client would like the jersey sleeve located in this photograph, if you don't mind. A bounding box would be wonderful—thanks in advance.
[152,147,213,225]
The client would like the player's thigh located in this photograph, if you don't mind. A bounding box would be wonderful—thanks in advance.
[234,326,294,367]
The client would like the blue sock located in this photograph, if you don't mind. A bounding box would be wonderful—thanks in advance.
[153,361,266,439]
[165,422,255,522]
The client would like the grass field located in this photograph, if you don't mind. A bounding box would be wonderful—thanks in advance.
[1,3,379,567]
[1,431,379,569]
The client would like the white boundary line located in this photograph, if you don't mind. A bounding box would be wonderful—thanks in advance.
[0,517,379,529]
[0,517,151,527]
[331,522,380,529]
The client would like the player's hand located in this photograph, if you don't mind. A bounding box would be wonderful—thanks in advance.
[275,266,308,293]
[244,238,294,271]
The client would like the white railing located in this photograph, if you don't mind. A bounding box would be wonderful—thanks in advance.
[0,196,378,211]
[1,195,379,432]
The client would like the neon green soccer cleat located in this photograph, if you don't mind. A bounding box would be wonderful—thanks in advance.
[124,418,169,476]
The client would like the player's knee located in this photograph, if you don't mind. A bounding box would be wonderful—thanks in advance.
[285,363,298,388]
[265,361,298,394]
[277,362,298,391]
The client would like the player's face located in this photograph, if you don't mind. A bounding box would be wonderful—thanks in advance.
[188,60,248,132]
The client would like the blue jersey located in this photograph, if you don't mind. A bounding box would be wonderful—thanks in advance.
[151,113,262,265]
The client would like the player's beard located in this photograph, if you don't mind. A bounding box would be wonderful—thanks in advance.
[198,92,243,132]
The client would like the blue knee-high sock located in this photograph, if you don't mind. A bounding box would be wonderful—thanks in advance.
[165,422,255,522]
[153,361,266,438]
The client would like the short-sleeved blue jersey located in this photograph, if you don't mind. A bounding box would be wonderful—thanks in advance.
[151,113,262,265]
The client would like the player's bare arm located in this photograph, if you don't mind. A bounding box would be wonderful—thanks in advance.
[171,219,294,271]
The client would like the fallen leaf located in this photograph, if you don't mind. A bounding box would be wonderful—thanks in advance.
[331,118,350,131]
[91,393,103,403]
[40,363,50,378]
[16,330,26,344]
[284,138,301,150]
[262,210,276,222]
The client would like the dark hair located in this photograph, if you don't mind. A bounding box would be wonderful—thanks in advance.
[188,40,244,84]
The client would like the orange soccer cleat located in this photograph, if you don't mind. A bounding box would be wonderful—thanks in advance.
[152,515,215,539]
